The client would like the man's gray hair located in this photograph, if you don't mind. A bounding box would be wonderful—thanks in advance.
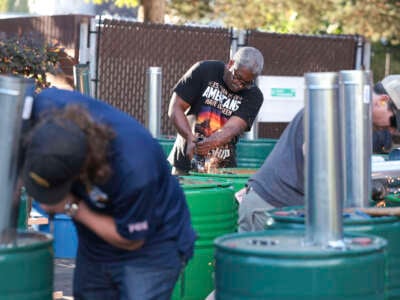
[232,47,264,76]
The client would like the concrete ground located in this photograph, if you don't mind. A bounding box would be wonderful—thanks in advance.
[54,259,75,300]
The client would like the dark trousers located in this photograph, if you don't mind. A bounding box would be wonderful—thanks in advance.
[73,251,183,300]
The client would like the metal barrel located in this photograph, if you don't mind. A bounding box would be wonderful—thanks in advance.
[189,168,257,192]
[0,232,53,300]
[339,70,372,208]
[73,63,91,96]
[236,138,278,168]
[214,230,386,300]
[157,136,175,157]
[304,72,344,246]
[0,75,34,243]
[268,206,400,300]
[171,177,236,300]
[145,66,162,138]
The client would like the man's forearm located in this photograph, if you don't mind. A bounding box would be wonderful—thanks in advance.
[74,201,144,251]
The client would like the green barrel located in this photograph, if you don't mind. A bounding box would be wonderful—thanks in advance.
[214,230,386,300]
[157,137,175,157]
[268,206,400,300]
[236,138,278,168]
[190,168,257,192]
[172,177,236,300]
[0,231,53,300]
[17,187,29,230]
[384,194,400,207]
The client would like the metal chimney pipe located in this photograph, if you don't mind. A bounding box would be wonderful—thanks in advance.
[0,75,34,243]
[145,67,162,138]
[73,64,91,96]
[304,72,344,247]
[339,70,372,208]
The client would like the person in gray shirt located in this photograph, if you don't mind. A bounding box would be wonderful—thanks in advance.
[238,75,400,232]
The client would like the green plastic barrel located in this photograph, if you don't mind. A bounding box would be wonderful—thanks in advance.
[215,230,386,300]
[0,231,53,300]
[157,137,175,157]
[190,168,257,192]
[384,194,400,207]
[236,138,277,168]
[172,177,236,300]
[268,206,400,300]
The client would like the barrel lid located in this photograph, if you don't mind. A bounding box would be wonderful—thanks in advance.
[237,138,277,144]
[0,231,53,253]
[215,230,387,257]
[189,168,256,178]
[179,176,232,189]
[269,206,400,225]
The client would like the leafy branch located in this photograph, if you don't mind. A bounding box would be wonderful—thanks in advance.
[0,34,65,89]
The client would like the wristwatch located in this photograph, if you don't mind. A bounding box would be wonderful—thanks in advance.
[64,201,79,218]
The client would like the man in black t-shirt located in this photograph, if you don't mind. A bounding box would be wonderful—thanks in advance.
[168,46,264,175]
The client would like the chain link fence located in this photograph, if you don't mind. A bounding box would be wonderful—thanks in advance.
[0,15,360,138]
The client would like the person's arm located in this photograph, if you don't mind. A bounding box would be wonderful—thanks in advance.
[73,200,144,251]
[168,92,197,158]
[195,116,247,155]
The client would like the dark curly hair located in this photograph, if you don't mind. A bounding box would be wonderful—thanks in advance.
[31,104,115,184]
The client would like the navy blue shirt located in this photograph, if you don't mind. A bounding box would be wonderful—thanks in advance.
[31,88,196,265]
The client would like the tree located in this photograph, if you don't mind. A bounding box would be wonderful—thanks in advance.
[0,0,29,13]
[167,0,400,45]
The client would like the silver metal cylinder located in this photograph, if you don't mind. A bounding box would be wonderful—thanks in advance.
[339,70,372,208]
[0,75,34,243]
[304,72,344,247]
[242,114,258,140]
[73,64,91,96]
[145,67,162,138]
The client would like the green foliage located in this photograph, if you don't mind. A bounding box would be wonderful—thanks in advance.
[0,0,29,13]
[167,0,400,45]
[371,43,400,82]
[0,35,64,89]
[167,0,213,23]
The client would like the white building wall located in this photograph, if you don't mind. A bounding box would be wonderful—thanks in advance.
[29,0,95,15]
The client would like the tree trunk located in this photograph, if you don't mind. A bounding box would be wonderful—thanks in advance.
[138,0,165,23]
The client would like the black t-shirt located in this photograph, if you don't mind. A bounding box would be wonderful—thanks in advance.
[168,60,264,172]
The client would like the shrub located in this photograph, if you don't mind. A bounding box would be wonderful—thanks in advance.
[0,34,64,89]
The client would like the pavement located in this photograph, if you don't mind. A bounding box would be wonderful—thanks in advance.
[54,259,75,300]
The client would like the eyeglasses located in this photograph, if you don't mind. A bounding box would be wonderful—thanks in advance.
[231,68,255,89]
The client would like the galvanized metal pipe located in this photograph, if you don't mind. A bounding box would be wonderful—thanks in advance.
[0,75,34,243]
[145,66,162,138]
[304,72,344,247]
[73,64,91,96]
[339,70,372,208]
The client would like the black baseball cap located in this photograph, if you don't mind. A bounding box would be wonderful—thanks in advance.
[22,119,88,205]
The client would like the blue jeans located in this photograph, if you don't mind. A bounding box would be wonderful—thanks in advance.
[73,251,184,300]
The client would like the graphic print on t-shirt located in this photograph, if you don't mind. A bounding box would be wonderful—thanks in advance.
[194,81,243,169]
